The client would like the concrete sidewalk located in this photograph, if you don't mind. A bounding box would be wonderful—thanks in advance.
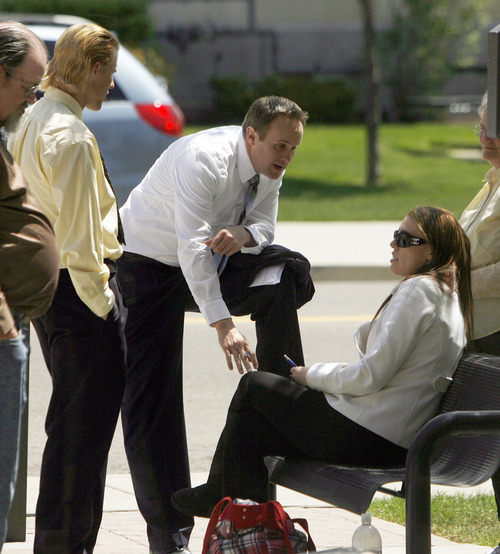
[2,473,493,553]
[274,221,399,281]
[4,221,496,553]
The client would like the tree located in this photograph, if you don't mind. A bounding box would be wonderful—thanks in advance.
[358,0,381,188]
[0,0,153,46]
[355,0,488,186]
[381,0,490,121]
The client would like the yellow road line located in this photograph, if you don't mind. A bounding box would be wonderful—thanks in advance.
[300,315,371,322]
[185,314,371,324]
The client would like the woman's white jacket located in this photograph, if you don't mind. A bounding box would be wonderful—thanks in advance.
[306,275,466,448]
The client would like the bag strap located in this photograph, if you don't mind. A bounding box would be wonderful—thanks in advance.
[268,501,297,553]
[268,502,317,552]
[202,496,231,554]
[291,517,317,552]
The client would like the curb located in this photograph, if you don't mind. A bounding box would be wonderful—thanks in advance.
[311,265,395,282]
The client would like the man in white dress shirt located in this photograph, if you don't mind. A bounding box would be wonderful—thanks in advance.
[118,96,314,553]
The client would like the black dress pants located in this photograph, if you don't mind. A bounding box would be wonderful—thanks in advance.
[32,270,127,554]
[205,371,408,502]
[117,247,314,551]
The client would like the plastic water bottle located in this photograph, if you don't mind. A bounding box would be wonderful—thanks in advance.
[351,513,382,553]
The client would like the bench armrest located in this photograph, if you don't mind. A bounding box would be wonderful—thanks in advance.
[405,410,500,554]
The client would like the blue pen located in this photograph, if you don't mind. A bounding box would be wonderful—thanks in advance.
[284,354,297,367]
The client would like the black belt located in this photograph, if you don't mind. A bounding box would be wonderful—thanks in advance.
[121,251,174,271]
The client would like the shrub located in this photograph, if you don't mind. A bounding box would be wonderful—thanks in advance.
[211,74,360,124]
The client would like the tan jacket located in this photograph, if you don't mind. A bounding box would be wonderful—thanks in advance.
[460,166,500,338]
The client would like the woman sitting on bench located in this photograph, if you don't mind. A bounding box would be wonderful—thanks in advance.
[172,206,473,518]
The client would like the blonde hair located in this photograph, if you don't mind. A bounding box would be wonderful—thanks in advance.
[41,23,118,94]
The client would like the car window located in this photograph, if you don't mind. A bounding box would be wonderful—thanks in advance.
[106,84,126,100]
[45,40,55,59]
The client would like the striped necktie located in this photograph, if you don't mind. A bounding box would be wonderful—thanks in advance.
[237,174,260,225]
[215,174,260,275]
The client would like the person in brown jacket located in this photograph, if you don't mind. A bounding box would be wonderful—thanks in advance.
[8,23,126,554]
[0,20,59,548]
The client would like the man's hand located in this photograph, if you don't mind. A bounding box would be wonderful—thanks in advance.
[290,366,309,386]
[212,318,258,373]
[0,326,19,340]
[205,226,256,257]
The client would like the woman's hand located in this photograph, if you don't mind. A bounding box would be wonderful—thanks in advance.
[290,366,309,386]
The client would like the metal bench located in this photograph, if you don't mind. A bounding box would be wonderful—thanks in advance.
[265,352,500,554]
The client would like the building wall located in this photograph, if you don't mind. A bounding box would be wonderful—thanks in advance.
[149,0,395,29]
[149,0,497,121]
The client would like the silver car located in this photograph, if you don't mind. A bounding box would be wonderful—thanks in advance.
[9,14,185,206]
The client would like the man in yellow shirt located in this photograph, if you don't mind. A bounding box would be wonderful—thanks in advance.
[8,23,126,553]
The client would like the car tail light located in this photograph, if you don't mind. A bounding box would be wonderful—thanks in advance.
[135,101,185,136]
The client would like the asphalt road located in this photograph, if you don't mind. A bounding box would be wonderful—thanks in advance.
[26,279,398,476]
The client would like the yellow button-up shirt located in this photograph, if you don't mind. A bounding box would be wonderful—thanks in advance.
[460,166,500,339]
[8,87,122,317]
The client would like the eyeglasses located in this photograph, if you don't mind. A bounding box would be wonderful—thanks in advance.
[393,230,427,248]
[3,66,39,98]
[473,124,487,137]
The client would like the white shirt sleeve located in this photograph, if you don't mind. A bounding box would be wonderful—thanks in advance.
[174,149,234,324]
[121,127,281,325]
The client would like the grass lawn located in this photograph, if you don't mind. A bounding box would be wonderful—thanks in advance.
[186,121,486,221]
[370,493,499,547]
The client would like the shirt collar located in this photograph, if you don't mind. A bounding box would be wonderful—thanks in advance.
[236,129,258,184]
[44,86,83,121]
[486,165,500,183]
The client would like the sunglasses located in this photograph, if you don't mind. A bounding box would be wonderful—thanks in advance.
[393,230,427,248]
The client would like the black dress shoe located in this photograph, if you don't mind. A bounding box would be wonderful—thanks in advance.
[171,484,219,518]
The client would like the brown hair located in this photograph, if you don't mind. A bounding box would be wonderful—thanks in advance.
[376,206,473,340]
[0,21,46,68]
[242,95,308,139]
